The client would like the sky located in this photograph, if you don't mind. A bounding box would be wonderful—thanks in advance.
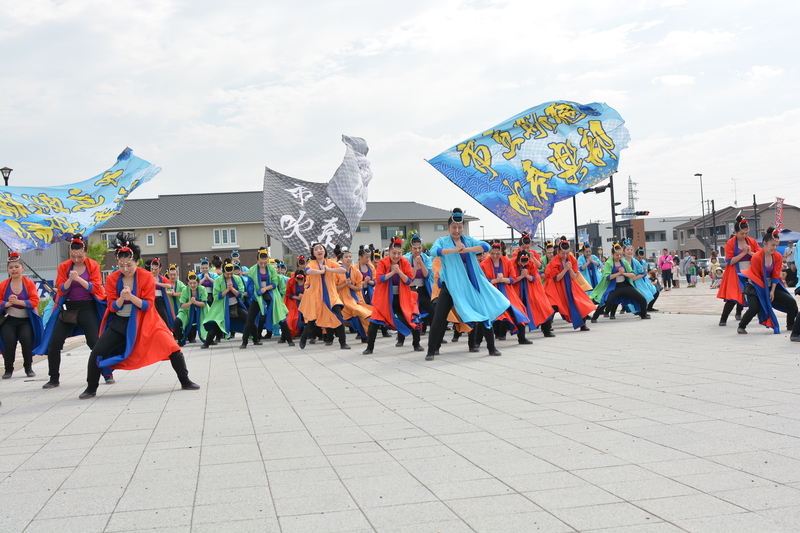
[1,0,798,242]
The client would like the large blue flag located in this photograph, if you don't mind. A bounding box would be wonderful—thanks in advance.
[428,101,630,235]
[0,148,160,252]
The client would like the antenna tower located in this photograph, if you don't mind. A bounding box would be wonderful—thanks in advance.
[620,176,638,219]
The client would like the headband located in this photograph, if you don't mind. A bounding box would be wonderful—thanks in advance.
[450,208,464,223]
[169,264,177,270]
[187,271,198,280]
[223,263,234,272]
[7,251,20,262]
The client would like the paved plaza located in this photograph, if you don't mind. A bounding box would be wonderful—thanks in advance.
[1,285,799,532]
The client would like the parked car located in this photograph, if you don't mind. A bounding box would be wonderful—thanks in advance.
[696,258,710,275]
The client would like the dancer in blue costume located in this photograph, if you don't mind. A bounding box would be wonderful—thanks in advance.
[578,245,602,290]
[625,245,658,313]
[590,243,651,322]
[425,208,510,361]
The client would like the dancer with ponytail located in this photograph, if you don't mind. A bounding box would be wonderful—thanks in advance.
[544,237,595,331]
[38,233,109,389]
[425,208,510,360]
[480,240,531,344]
[78,237,199,399]
[337,249,373,343]
[298,243,351,350]
[718,215,760,326]
[173,271,208,346]
[512,249,556,338]
[362,237,423,354]
[590,243,651,322]
[1,252,44,379]
[737,227,799,337]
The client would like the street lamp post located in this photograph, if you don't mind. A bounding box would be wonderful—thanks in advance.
[695,173,707,257]
[0,167,12,186]
[480,225,485,240]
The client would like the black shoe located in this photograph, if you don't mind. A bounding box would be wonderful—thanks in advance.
[603,313,609,318]
[488,349,502,356]
[737,327,747,334]
[425,353,435,361]
[79,389,97,400]
[649,308,659,312]
[2,371,11,379]
[308,338,316,345]
[580,325,590,331]
[299,338,307,350]
[719,320,727,326]
[181,381,201,390]
[543,331,556,338]
[253,341,263,346]
[201,344,211,349]
[395,341,404,347]
[104,376,115,385]
[451,335,459,343]
[278,338,286,344]
[790,336,800,342]
[413,344,425,352]
[286,340,295,347]
[25,368,36,378]
[469,347,481,353]
[735,314,742,321]
[518,338,533,345]
[381,331,392,338]
[42,381,60,389]
[324,342,333,346]
[440,339,448,344]
[609,315,616,320]
[640,314,651,320]
[591,318,598,323]
[239,344,248,349]
[340,344,351,350]
[497,336,507,341]
[362,348,374,355]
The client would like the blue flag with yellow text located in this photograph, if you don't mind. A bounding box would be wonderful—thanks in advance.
[0,148,160,252]
[428,101,629,235]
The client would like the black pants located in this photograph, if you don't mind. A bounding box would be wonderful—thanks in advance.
[393,297,422,346]
[46,300,100,381]
[204,306,246,346]
[155,296,170,326]
[2,316,34,371]
[85,315,190,391]
[300,304,347,347]
[721,300,744,322]
[592,283,648,320]
[739,287,798,331]
[647,289,660,311]
[242,300,263,343]
[468,324,498,352]
[661,270,672,289]
[492,310,528,342]
[427,283,455,354]
[173,317,199,344]
[411,286,432,331]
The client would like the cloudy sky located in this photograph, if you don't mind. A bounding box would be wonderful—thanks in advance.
[1,0,797,241]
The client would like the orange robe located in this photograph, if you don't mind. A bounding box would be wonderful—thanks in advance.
[479,256,529,333]
[544,254,596,328]
[298,259,345,329]
[510,251,555,328]
[717,235,761,306]
[370,256,420,334]
[336,265,372,332]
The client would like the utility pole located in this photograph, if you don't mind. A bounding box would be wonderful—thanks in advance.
[573,196,579,250]
[711,200,717,253]
[609,173,617,241]
[753,195,759,236]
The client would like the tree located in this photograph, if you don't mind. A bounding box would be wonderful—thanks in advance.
[86,238,107,270]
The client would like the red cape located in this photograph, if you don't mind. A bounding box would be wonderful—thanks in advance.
[284,274,303,337]
[544,255,596,324]
[101,268,179,371]
[717,235,761,303]
[370,256,420,331]
[55,258,106,302]
[510,252,555,327]
[479,256,528,329]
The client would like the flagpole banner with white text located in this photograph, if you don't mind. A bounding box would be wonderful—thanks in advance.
[263,135,372,256]
[0,147,160,252]
[428,101,630,236]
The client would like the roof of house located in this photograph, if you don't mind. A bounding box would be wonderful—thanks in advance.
[673,202,796,230]
[102,191,477,230]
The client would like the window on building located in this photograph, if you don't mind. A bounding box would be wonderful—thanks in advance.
[356,226,370,233]
[101,232,118,250]
[660,232,666,241]
[680,230,685,245]
[381,226,406,240]
[169,229,178,248]
[434,224,447,231]
[645,233,653,242]
[213,227,238,247]
[146,234,154,246]
[673,230,678,240]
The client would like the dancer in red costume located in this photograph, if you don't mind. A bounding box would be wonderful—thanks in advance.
[718,215,760,326]
[78,237,199,399]
[479,240,531,344]
[362,237,423,354]
[544,237,595,331]
[512,249,556,338]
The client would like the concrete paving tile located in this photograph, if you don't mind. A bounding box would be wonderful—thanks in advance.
[706,451,800,484]
[714,483,800,511]
[199,442,263,466]
[600,477,701,501]
[642,457,731,478]
[18,448,87,470]
[105,507,192,531]
[673,470,774,493]
[36,485,126,519]
[192,500,277,524]
[549,502,661,531]
[674,511,797,533]
[582,523,687,532]
[525,484,623,509]
[426,477,515,500]
[191,518,281,533]
[343,473,437,508]
[273,491,359,516]
[279,509,372,533]
[634,493,748,520]
[757,506,800,531]
[22,514,110,533]
[464,510,575,533]
[197,461,267,490]
[445,493,543,519]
